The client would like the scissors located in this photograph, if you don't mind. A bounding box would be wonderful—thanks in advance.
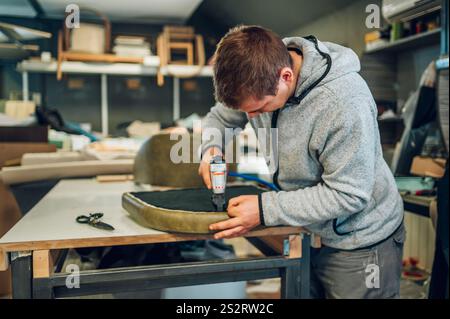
[76,213,115,231]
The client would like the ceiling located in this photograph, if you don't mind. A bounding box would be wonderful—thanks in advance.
[0,0,36,18]
[0,0,356,35]
[195,0,356,35]
[0,0,204,24]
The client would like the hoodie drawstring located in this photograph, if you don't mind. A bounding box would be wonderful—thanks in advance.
[271,35,333,191]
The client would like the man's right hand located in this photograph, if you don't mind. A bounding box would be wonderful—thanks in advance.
[198,147,223,189]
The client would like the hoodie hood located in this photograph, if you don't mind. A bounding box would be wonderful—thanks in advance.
[283,37,361,100]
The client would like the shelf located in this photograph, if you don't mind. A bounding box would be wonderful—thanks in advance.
[17,59,214,137]
[365,28,441,54]
[17,59,213,77]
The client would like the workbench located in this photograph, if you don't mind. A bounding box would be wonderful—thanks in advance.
[0,178,310,299]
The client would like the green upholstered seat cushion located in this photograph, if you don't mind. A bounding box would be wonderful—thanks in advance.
[122,185,265,234]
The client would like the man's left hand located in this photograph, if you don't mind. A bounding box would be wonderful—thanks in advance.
[209,195,261,239]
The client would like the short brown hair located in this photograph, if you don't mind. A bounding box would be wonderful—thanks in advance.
[213,25,291,109]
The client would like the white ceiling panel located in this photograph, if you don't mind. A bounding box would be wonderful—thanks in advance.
[39,0,203,23]
[0,0,37,18]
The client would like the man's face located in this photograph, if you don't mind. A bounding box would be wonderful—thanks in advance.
[238,73,292,118]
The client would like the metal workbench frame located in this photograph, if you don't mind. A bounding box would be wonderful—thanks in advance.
[10,235,311,299]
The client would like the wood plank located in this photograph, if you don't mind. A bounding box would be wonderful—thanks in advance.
[287,234,302,259]
[1,159,133,185]
[258,235,285,254]
[32,250,60,279]
[63,52,143,64]
[57,30,63,80]
[168,42,193,49]
[96,174,134,183]
[195,35,205,66]
[311,233,322,248]
[0,226,304,253]
[33,250,52,278]
[0,249,8,271]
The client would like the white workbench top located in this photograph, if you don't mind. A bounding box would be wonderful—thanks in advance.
[0,178,302,252]
[0,179,162,244]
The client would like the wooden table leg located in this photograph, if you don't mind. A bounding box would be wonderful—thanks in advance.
[287,234,302,258]
[32,250,58,299]
[10,251,32,299]
[299,234,311,299]
[0,249,8,271]
[280,233,311,299]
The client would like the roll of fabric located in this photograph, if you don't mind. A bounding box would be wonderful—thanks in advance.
[0,159,133,185]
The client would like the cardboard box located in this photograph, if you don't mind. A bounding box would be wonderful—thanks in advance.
[410,156,447,178]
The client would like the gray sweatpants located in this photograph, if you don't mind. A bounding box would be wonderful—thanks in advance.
[310,223,406,299]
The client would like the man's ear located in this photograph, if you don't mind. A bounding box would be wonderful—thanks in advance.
[280,67,294,83]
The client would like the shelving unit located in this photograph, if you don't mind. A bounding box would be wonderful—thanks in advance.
[361,10,444,171]
[16,59,213,136]
[365,28,441,54]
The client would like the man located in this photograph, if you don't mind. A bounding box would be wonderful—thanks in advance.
[198,25,405,298]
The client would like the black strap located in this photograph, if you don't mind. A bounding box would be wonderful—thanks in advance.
[271,109,281,190]
[286,35,332,106]
[271,35,332,191]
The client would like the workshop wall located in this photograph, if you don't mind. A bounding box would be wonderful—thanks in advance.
[287,0,440,102]
[397,45,441,101]
[287,0,383,56]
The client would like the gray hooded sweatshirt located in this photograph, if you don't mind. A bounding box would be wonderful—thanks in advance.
[202,37,404,250]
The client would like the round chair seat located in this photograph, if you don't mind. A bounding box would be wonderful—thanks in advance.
[122,185,264,234]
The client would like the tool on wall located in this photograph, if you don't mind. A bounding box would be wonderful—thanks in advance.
[210,155,227,212]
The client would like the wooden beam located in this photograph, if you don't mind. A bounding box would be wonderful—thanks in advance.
[57,30,63,80]
[287,234,302,259]
[96,174,134,183]
[0,226,304,253]
[63,52,143,64]
[311,233,322,248]
[258,235,286,254]
[0,249,8,271]
[33,250,53,279]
